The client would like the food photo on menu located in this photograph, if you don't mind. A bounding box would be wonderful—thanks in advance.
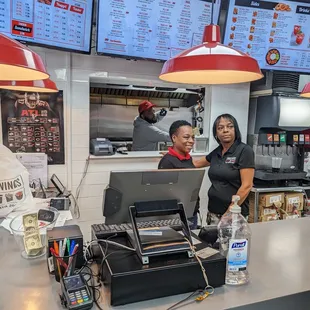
[37,0,52,5]
[290,25,305,46]
[0,90,65,165]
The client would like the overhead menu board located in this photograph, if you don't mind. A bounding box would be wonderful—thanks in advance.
[223,0,310,73]
[96,0,222,61]
[0,0,93,54]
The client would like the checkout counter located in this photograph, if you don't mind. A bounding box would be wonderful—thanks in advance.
[1,218,310,310]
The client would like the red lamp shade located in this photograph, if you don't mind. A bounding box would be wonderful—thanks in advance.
[0,79,58,93]
[301,83,310,98]
[0,33,49,81]
[159,25,263,85]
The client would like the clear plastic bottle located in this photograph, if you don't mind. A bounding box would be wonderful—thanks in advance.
[217,195,252,285]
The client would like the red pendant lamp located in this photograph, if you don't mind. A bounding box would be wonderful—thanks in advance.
[159,1,263,85]
[0,79,58,93]
[301,83,310,98]
[0,33,49,81]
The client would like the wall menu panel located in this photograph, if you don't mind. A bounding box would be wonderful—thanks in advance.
[223,0,310,73]
[0,0,93,53]
[97,0,222,61]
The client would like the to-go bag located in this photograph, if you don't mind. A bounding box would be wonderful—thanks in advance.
[0,144,34,218]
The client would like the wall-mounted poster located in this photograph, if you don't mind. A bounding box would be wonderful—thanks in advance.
[1,91,65,165]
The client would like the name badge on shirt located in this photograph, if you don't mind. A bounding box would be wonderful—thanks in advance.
[225,157,236,164]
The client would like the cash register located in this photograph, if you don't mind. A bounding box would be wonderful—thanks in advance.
[91,169,226,306]
[90,138,114,156]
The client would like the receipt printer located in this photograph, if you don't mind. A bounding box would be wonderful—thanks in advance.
[90,138,114,156]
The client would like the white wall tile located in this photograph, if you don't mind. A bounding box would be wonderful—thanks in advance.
[72,135,89,148]
[72,172,110,186]
[72,184,106,198]
[71,82,90,109]
[71,109,90,123]
[72,121,89,135]
[71,147,89,161]
[79,207,104,221]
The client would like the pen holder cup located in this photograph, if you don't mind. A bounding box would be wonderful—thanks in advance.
[9,207,59,260]
[52,252,78,282]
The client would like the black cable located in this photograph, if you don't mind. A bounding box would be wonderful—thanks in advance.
[80,260,104,310]
[211,0,215,25]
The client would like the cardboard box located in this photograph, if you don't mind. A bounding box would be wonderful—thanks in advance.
[284,193,304,212]
[259,193,284,208]
[260,207,278,217]
[260,213,279,222]
[249,192,284,222]
[281,211,302,220]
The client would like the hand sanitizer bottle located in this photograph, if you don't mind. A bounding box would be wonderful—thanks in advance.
[217,195,252,285]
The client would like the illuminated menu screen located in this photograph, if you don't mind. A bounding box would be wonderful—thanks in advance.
[0,0,93,53]
[97,0,222,61]
[223,0,310,73]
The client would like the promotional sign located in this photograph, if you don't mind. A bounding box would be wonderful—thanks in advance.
[1,90,65,165]
[97,0,222,60]
[223,0,310,73]
[0,0,93,53]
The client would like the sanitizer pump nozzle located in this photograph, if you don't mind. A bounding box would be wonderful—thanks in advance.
[230,195,241,213]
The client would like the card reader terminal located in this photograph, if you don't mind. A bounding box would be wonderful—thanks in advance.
[60,274,93,310]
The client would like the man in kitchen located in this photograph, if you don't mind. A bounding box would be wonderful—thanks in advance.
[132,100,171,151]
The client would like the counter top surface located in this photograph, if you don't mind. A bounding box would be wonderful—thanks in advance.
[89,151,207,160]
[1,218,310,310]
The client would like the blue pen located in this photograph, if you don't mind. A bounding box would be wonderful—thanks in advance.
[70,240,75,255]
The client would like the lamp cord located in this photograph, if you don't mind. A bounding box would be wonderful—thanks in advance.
[211,0,215,25]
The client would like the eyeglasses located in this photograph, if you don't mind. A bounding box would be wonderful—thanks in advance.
[217,125,234,132]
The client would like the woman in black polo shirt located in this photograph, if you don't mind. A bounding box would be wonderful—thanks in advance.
[158,120,199,228]
[195,114,255,224]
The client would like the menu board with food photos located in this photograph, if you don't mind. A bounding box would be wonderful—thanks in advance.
[223,0,310,73]
[0,0,93,53]
[1,91,64,165]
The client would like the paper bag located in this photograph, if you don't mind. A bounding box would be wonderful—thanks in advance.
[0,144,34,217]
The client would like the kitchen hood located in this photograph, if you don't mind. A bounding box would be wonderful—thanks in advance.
[248,94,310,134]
[90,83,200,101]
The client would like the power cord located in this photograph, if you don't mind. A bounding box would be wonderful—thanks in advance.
[166,238,214,310]
[73,157,90,218]
[84,239,135,263]
[78,236,136,310]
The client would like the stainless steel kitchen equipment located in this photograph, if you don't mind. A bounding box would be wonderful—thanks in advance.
[89,83,203,146]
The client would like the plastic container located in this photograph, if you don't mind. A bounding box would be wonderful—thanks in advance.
[218,196,252,285]
[9,207,59,259]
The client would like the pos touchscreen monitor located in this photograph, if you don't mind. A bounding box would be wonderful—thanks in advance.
[103,169,205,225]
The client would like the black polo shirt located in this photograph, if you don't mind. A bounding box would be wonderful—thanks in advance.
[158,150,195,169]
[206,141,255,217]
[158,148,199,215]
